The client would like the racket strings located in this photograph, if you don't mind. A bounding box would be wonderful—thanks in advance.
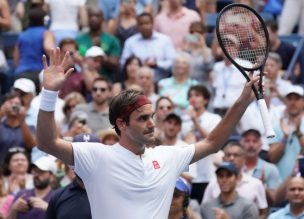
[219,6,267,69]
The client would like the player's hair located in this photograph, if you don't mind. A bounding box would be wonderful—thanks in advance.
[109,89,145,135]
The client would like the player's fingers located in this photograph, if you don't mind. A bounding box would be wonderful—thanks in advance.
[55,47,61,65]
[42,55,48,69]
[64,68,74,79]
[49,48,55,66]
[61,51,70,69]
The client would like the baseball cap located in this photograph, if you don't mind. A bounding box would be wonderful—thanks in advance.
[85,46,105,58]
[73,133,101,143]
[175,177,191,195]
[68,110,88,127]
[164,113,182,126]
[241,129,261,138]
[32,156,57,175]
[285,85,304,97]
[13,78,36,96]
[215,162,238,175]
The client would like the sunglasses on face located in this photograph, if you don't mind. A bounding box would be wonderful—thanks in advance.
[92,87,108,93]
[8,147,26,153]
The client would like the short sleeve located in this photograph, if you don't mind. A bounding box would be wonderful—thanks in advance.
[72,142,106,179]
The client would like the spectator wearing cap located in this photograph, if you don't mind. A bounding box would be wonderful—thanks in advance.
[45,133,100,219]
[76,8,121,80]
[8,156,57,219]
[201,162,259,219]
[12,78,39,127]
[203,142,268,219]
[13,7,55,91]
[268,85,304,180]
[97,128,119,145]
[161,113,197,179]
[241,129,281,189]
[181,85,221,204]
[62,111,92,141]
[73,77,112,134]
[13,78,36,110]
[57,38,88,99]
[0,92,36,164]
[169,177,201,219]
[60,92,86,134]
[81,46,107,92]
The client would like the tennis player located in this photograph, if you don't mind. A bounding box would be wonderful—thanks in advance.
[37,48,260,219]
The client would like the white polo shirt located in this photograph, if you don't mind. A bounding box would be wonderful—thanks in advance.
[72,142,195,219]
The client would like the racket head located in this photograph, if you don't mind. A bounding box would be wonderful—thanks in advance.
[216,3,270,72]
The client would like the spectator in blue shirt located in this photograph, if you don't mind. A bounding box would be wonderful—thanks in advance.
[268,176,304,219]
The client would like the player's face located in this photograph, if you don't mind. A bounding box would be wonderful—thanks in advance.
[241,134,261,158]
[126,104,156,146]
[216,169,237,193]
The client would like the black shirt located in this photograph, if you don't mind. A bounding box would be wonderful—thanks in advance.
[45,180,92,219]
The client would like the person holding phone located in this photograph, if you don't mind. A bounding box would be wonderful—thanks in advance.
[0,92,36,165]
[36,47,259,219]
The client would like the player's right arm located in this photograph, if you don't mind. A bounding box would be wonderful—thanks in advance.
[36,48,74,165]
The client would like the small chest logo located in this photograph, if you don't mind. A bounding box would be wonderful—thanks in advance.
[152,160,160,169]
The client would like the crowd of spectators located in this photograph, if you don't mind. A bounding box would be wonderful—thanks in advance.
[0,0,304,218]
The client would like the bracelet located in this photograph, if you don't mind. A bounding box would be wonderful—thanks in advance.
[39,88,59,112]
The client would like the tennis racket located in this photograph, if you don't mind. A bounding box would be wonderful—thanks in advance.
[216,3,275,138]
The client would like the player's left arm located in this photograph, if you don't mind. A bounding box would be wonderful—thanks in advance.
[191,76,259,163]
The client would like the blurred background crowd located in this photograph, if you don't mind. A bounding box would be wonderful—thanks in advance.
[0,0,304,218]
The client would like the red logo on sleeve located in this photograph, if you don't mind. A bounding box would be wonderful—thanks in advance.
[152,160,160,169]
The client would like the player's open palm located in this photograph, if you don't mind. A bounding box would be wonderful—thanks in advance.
[42,47,74,91]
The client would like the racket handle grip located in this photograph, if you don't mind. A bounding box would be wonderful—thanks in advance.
[257,99,275,138]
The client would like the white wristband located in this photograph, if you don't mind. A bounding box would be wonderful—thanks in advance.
[39,88,59,112]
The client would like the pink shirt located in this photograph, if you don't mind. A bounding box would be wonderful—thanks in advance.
[0,194,14,217]
[154,7,200,50]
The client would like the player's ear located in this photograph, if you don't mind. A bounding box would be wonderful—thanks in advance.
[116,118,127,131]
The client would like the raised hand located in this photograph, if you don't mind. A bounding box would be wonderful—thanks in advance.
[42,47,74,91]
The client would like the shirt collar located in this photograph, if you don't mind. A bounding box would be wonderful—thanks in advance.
[217,193,239,207]
[167,7,186,19]
[285,204,304,217]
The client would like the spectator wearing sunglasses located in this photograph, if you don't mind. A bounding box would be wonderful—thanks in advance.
[0,92,36,165]
[60,92,86,135]
[73,77,112,134]
[153,96,175,141]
